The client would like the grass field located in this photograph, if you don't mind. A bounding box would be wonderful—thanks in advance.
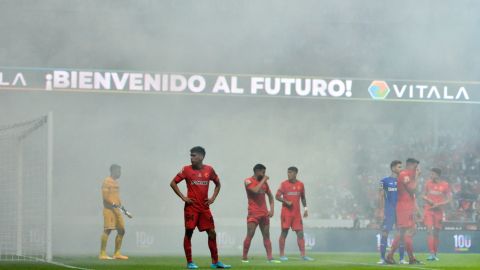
[0,253,479,270]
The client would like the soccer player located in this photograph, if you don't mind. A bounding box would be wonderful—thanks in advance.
[242,164,280,263]
[99,164,128,260]
[276,166,314,261]
[423,168,452,261]
[386,158,422,265]
[170,146,231,269]
[377,160,407,264]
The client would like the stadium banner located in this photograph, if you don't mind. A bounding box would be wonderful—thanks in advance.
[53,222,480,255]
[1,66,480,104]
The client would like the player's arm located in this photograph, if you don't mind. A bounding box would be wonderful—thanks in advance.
[247,175,269,193]
[377,185,385,219]
[102,183,116,207]
[422,183,434,205]
[170,178,195,204]
[433,188,453,208]
[266,188,274,218]
[205,179,221,206]
[414,194,422,220]
[275,186,292,206]
[301,188,308,218]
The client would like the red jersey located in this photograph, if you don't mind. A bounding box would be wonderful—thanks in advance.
[174,164,219,212]
[276,180,305,217]
[244,176,270,216]
[424,179,451,212]
[396,169,417,211]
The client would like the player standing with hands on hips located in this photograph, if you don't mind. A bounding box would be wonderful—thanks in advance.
[170,146,231,269]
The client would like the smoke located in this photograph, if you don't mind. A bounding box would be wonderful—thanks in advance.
[1,0,480,256]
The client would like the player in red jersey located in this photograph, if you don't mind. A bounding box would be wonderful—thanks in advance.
[276,167,314,261]
[423,168,452,261]
[242,164,280,263]
[386,158,422,265]
[170,146,231,269]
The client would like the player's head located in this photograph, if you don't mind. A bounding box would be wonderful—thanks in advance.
[430,168,441,181]
[253,163,266,180]
[390,160,402,175]
[405,158,420,170]
[190,146,205,166]
[110,164,121,179]
[287,166,298,180]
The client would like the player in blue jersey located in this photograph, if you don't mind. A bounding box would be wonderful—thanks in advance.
[377,160,407,264]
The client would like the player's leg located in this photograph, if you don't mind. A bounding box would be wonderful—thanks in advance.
[279,229,289,260]
[433,211,442,260]
[292,215,312,261]
[99,229,112,259]
[259,218,278,262]
[113,209,128,260]
[378,229,389,263]
[100,208,115,259]
[405,227,421,264]
[184,210,199,268]
[242,221,258,261]
[199,210,230,268]
[424,210,435,260]
[386,229,403,264]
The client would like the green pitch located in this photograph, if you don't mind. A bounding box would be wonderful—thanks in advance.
[1,253,479,270]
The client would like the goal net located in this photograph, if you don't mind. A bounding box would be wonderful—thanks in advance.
[0,113,52,262]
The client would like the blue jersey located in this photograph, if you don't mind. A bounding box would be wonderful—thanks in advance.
[380,176,398,215]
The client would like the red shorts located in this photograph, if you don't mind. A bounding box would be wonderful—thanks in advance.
[184,208,215,232]
[424,210,443,229]
[396,209,415,229]
[247,214,270,226]
[281,214,303,231]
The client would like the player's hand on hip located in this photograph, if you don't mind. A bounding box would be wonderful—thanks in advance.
[303,210,308,218]
[204,197,215,206]
[183,197,195,205]
[284,201,293,207]
[268,210,274,218]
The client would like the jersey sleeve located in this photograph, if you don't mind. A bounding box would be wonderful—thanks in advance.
[174,167,187,183]
[210,167,220,184]
[244,178,255,189]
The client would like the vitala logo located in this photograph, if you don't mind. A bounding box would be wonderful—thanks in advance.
[368,80,390,99]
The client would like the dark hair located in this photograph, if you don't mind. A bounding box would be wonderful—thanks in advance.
[110,164,121,172]
[190,146,206,156]
[431,168,442,176]
[288,166,298,173]
[406,158,420,164]
[253,164,266,172]
[390,160,402,169]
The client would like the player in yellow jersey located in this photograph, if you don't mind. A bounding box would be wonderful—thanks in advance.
[99,164,129,260]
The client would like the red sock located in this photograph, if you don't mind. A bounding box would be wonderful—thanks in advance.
[264,238,273,260]
[297,237,305,257]
[242,236,252,260]
[208,237,218,264]
[184,236,192,263]
[279,235,286,257]
[427,235,435,254]
[404,235,415,261]
[388,234,400,257]
[434,235,439,254]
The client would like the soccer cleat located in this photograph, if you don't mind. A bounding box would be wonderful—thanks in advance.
[377,259,386,264]
[187,262,199,269]
[384,255,396,264]
[211,261,231,269]
[113,254,128,260]
[279,256,289,261]
[399,259,409,264]
[409,258,424,265]
[267,259,282,263]
[98,254,113,260]
[434,256,440,261]
[302,256,314,261]
[426,254,436,261]
[241,259,249,263]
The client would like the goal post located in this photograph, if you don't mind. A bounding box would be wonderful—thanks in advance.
[0,112,53,262]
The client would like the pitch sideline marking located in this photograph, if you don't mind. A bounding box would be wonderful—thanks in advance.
[327,259,441,270]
